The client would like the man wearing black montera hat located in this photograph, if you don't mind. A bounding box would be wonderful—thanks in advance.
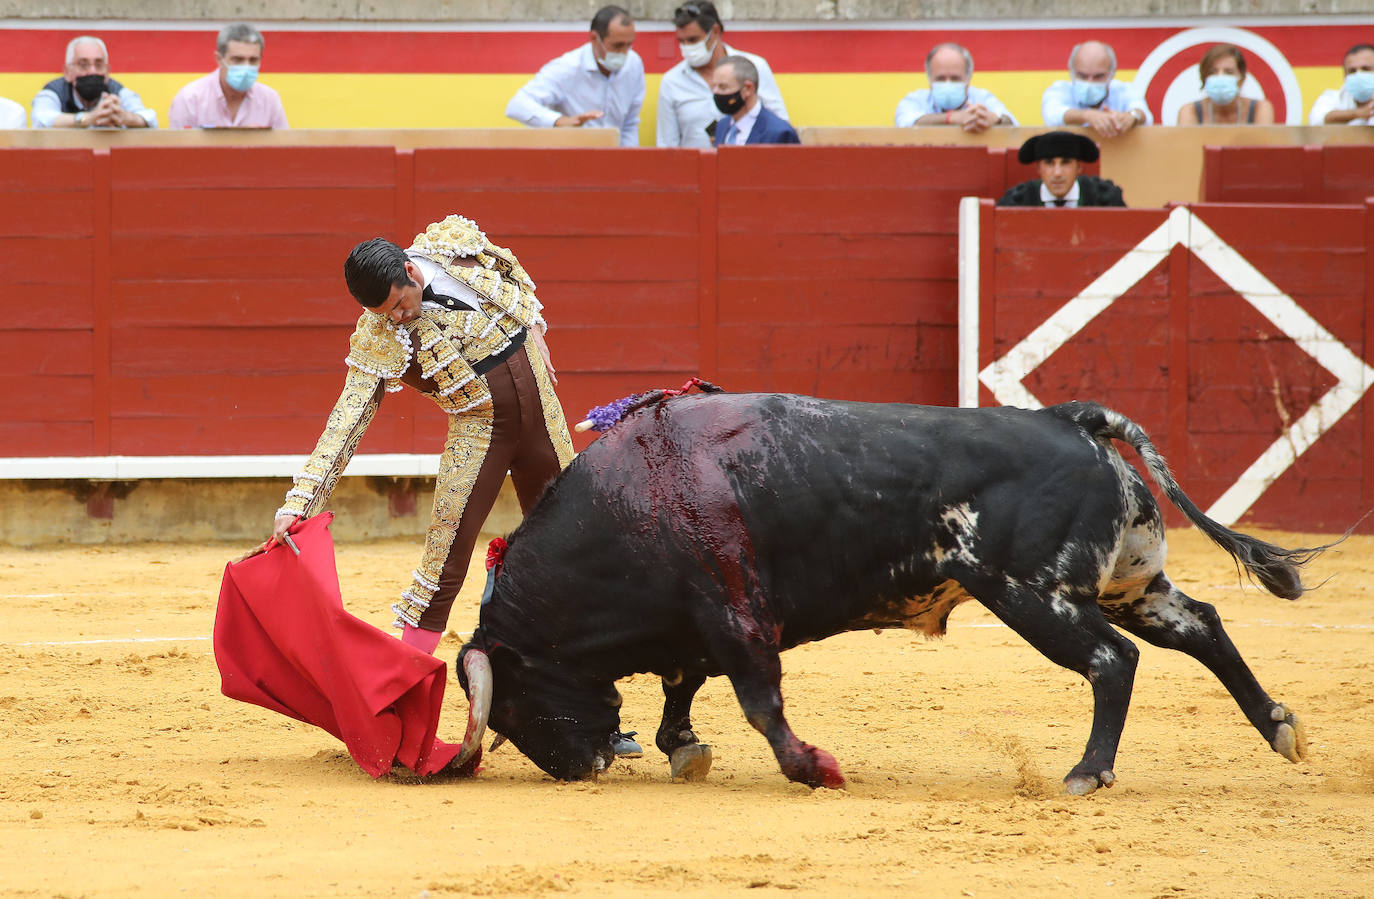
[997,130,1125,208]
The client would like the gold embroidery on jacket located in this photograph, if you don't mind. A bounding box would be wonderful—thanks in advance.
[278,368,384,518]
[525,340,575,469]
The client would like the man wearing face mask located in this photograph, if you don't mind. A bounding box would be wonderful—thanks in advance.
[657,1,788,149]
[894,42,1016,132]
[32,35,156,129]
[997,131,1126,208]
[169,24,288,130]
[1309,43,1374,126]
[1041,41,1151,138]
[506,6,645,147]
[711,56,798,146]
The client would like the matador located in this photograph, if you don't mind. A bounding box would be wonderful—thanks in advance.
[271,215,573,651]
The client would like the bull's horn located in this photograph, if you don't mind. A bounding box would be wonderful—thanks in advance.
[456,650,493,767]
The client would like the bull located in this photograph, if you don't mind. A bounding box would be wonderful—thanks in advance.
[452,391,1328,795]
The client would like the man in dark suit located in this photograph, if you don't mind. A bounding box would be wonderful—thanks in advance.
[997,130,1126,207]
[711,55,799,146]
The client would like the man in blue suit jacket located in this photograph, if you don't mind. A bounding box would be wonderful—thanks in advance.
[711,55,800,146]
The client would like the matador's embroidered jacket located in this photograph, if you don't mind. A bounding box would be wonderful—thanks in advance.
[277,215,575,627]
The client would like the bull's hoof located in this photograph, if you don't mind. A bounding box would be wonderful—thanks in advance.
[670,743,713,781]
[1064,769,1114,796]
[1270,704,1307,763]
[807,746,846,790]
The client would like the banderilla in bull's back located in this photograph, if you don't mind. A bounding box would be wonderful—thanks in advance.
[450,386,1340,796]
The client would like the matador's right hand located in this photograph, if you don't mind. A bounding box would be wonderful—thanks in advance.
[231,514,299,563]
[271,513,299,547]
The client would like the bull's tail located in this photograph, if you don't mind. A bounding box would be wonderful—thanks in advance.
[1052,401,1334,600]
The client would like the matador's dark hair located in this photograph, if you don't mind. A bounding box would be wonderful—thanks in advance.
[343,238,411,308]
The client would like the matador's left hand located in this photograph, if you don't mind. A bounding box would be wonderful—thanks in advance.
[531,326,557,385]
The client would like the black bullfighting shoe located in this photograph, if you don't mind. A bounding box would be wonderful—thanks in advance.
[611,731,643,758]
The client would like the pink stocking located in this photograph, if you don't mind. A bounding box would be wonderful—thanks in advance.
[401,624,442,655]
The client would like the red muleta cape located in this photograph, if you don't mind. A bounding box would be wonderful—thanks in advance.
[212,512,463,777]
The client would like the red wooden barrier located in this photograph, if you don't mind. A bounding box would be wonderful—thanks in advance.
[970,199,1374,533]
[1,149,97,457]
[1,145,1003,460]
[1202,145,1374,204]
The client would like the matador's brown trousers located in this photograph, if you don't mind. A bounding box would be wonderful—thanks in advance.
[415,345,566,632]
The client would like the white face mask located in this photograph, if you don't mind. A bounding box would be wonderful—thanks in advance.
[680,33,715,68]
[595,34,628,73]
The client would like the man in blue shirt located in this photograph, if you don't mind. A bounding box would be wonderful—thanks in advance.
[1041,40,1151,139]
[505,6,646,146]
[895,42,1016,132]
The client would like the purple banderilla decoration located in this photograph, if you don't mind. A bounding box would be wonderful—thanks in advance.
[574,377,724,433]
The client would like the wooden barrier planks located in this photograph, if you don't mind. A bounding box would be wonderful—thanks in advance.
[1202,144,1374,204]
[977,201,1373,532]
[0,149,97,456]
[105,146,399,455]
[1188,204,1368,530]
[715,145,977,404]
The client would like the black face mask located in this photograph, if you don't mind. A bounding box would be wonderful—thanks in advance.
[713,89,745,115]
[74,74,108,102]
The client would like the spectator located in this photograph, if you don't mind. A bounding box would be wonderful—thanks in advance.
[711,56,799,146]
[1309,43,1374,126]
[169,24,288,129]
[894,42,1016,132]
[0,95,25,128]
[997,131,1126,208]
[32,36,156,128]
[1041,41,1150,138]
[505,6,644,146]
[657,1,788,148]
[1177,44,1274,125]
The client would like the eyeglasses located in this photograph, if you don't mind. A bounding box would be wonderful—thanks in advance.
[675,4,702,16]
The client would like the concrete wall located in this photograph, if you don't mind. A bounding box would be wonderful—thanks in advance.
[0,477,524,547]
[3,0,1369,21]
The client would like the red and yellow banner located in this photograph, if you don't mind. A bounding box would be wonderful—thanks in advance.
[0,21,1366,140]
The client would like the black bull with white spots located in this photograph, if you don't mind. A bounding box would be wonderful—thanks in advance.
[454,393,1326,794]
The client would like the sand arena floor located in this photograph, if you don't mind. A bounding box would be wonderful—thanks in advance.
[1,526,1372,898]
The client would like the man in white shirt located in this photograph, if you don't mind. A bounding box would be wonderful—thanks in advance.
[1308,43,1374,126]
[656,1,788,149]
[0,96,25,128]
[1041,40,1151,138]
[505,5,645,147]
[894,42,1017,132]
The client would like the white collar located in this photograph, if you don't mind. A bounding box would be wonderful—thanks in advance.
[1039,179,1081,207]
